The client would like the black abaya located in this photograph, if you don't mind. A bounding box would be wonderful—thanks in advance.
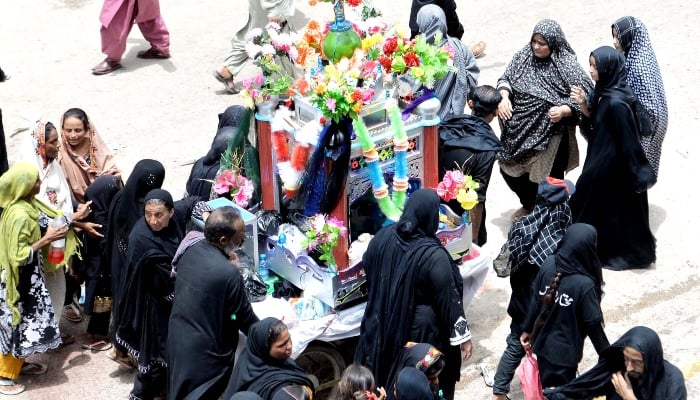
[354,190,470,391]
[570,47,656,270]
[545,326,687,399]
[224,318,313,400]
[105,159,165,348]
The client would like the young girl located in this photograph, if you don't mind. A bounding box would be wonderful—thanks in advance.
[330,364,387,400]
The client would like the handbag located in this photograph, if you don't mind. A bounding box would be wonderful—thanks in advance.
[517,348,544,400]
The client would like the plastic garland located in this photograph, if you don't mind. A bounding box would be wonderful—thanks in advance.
[271,114,320,198]
[352,102,408,221]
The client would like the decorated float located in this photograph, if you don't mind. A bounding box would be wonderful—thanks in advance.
[194,1,490,395]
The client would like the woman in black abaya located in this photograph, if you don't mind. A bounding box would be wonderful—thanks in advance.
[569,46,656,270]
[83,175,122,345]
[105,159,165,367]
[116,188,208,400]
[354,189,472,400]
[224,317,314,400]
[185,105,247,198]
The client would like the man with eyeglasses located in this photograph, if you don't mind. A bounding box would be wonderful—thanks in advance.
[544,326,687,399]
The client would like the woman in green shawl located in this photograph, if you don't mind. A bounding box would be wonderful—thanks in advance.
[0,162,78,395]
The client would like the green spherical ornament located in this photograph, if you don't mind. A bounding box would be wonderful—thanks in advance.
[322,24,362,64]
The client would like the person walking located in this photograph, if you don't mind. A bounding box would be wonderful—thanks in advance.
[92,0,171,75]
[212,0,296,93]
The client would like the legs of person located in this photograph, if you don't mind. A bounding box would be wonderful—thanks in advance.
[500,169,537,211]
[0,353,24,395]
[549,132,569,179]
[100,3,134,62]
[131,365,167,400]
[137,15,170,55]
[492,326,526,396]
[44,270,66,321]
[87,311,111,339]
[221,35,249,79]
[470,203,485,246]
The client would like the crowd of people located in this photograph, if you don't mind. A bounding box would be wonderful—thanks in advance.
[0,0,687,399]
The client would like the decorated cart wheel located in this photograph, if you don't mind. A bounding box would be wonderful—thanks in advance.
[295,341,346,399]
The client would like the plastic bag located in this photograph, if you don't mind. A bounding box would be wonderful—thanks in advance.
[517,348,544,400]
[492,242,512,277]
[243,271,269,303]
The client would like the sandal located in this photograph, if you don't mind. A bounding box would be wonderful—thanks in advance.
[20,362,47,375]
[0,379,25,395]
[61,334,76,347]
[81,340,113,352]
[106,350,136,369]
[64,303,82,323]
[212,69,239,94]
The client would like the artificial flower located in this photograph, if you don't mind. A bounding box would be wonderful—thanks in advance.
[302,213,348,268]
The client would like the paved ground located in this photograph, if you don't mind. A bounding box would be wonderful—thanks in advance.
[1,0,699,399]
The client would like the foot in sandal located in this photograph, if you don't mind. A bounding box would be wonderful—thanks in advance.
[0,378,25,395]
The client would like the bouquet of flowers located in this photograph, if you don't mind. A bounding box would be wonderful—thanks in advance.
[245,22,300,76]
[294,51,379,123]
[213,169,255,208]
[301,213,347,271]
[308,0,362,7]
[240,73,294,109]
[437,170,479,212]
[377,32,455,89]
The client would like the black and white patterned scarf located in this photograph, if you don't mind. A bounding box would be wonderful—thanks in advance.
[613,16,668,177]
[497,19,592,165]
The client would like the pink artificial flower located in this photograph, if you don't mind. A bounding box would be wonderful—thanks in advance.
[288,46,299,61]
[326,98,337,112]
[261,44,276,56]
[310,214,326,233]
[246,28,263,41]
[242,78,252,90]
[214,170,236,194]
[443,44,455,59]
[360,88,375,103]
[245,42,262,59]
[234,177,254,208]
[436,181,454,201]
[253,74,265,86]
[327,216,347,235]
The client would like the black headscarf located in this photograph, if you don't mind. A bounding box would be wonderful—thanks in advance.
[545,326,687,400]
[396,189,441,240]
[554,223,603,300]
[355,190,457,387]
[186,126,238,198]
[144,188,174,209]
[386,342,444,400]
[85,175,122,228]
[108,159,166,241]
[589,46,636,113]
[225,318,313,400]
[395,367,434,400]
[218,105,248,130]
